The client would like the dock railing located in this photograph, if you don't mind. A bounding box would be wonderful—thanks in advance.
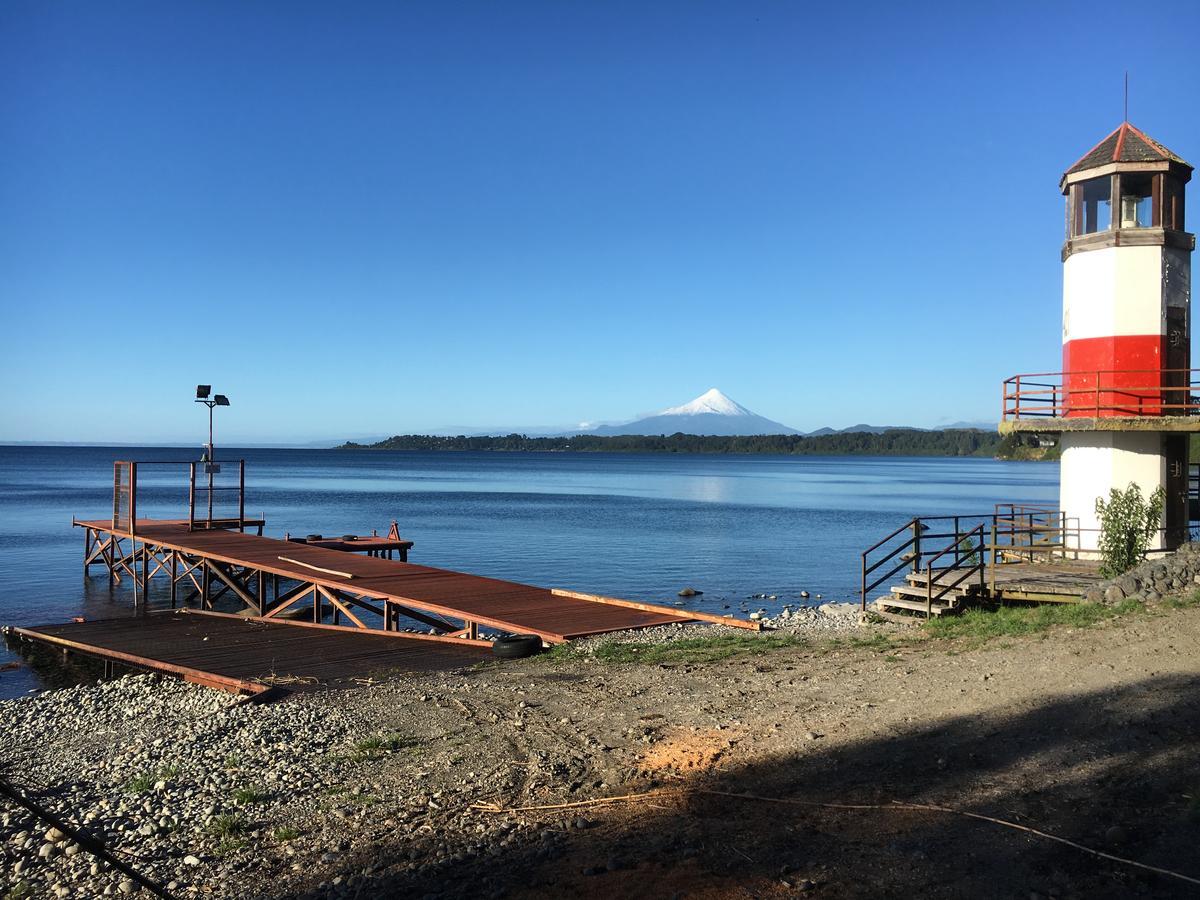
[860,508,1067,611]
[188,459,247,532]
[111,459,252,536]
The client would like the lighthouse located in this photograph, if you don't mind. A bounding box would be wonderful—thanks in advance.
[1002,122,1195,553]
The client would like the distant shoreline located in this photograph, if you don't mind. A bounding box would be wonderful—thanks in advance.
[338,430,1057,460]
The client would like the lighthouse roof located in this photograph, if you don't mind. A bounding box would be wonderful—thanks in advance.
[1066,122,1192,176]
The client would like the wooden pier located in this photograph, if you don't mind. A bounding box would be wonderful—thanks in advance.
[7,458,758,696]
[74,517,753,642]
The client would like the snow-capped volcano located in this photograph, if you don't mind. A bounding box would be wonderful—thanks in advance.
[585,388,798,436]
[658,388,754,418]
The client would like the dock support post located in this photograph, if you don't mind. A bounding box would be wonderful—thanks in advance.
[170,550,178,608]
[201,564,210,610]
[132,541,140,611]
[257,571,266,616]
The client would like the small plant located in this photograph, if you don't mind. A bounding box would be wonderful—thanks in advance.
[957,534,980,566]
[272,825,301,842]
[1095,483,1165,577]
[222,755,241,770]
[231,786,268,805]
[158,765,182,780]
[124,773,155,794]
[207,814,248,839]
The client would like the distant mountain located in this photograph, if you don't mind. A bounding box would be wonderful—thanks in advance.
[808,423,911,436]
[585,388,799,437]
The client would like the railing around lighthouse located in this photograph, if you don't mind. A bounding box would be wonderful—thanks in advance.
[1003,368,1200,420]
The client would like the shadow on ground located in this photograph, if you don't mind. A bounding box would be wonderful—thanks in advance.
[288,673,1200,899]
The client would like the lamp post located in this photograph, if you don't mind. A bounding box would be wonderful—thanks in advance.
[195,386,230,523]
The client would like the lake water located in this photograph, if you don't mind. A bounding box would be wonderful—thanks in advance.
[0,446,1058,697]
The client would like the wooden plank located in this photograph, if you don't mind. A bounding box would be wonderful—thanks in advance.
[551,588,760,631]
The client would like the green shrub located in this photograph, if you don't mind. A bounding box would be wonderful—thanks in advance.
[1095,483,1164,578]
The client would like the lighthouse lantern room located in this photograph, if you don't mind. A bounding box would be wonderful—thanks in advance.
[1001,122,1196,553]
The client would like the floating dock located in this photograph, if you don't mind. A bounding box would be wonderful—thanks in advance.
[5,610,493,697]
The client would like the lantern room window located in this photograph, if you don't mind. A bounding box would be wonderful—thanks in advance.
[1119,173,1155,228]
[1163,176,1186,231]
[1072,176,1111,235]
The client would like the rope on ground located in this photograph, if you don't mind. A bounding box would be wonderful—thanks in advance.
[0,775,177,899]
[470,787,1200,888]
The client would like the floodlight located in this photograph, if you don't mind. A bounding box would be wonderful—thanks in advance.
[214,394,230,407]
[196,385,211,399]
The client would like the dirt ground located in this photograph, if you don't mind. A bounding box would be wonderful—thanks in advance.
[253,606,1200,900]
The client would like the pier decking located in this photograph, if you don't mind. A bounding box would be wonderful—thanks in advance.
[75,518,752,642]
[5,610,492,696]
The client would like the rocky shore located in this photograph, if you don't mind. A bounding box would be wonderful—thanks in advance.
[3,598,1198,899]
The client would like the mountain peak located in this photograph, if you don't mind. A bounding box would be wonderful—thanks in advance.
[585,388,797,436]
[659,388,751,418]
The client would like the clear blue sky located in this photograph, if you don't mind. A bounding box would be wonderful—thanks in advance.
[3,1,1198,443]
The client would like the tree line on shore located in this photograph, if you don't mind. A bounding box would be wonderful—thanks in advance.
[339,430,1058,459]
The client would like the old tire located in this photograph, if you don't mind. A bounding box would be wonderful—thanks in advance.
[492,634,543,659]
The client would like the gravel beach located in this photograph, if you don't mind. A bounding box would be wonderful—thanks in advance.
[3,601,1198,899]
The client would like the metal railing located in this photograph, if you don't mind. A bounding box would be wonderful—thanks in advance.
[920,523,986,617]
[110,459,251,536]
[860,507,1067,611]
[1002,368,1200,420]
[188,459,247,532]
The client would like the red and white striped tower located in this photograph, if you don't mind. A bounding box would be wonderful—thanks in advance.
[1003,123,1194,553]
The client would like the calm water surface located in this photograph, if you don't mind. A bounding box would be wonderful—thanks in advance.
[0,446,1058,697]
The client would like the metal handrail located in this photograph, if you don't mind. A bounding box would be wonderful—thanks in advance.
[1003,368,1200,421]
[860,509,1066,611]
[922,524,986,616]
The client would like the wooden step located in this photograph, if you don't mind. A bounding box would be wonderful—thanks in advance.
[890,584,962,606]
[874,596,956,616]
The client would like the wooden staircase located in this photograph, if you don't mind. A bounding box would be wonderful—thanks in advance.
[873,568,984,617]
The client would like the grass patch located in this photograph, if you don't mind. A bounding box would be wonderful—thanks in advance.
[922,599,1143,646]
[158,764,182,780]
[1160,591,1200,610]
[231,786,268,805]
[223,755,241,770]
[4,882,34,900]
[272,825,301,842]
[574,632,810,665]
[124,773,155,794]
[820,632,896,654]
[349,732,421,761]
[207,814,249,842]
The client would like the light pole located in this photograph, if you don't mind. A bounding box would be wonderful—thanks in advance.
[195,386,230,523]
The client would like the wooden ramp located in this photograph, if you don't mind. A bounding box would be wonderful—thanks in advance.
[5,611,492,696]
[76,519,755,642]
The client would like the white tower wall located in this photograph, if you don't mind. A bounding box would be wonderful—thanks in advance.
[1060,431,1167,554]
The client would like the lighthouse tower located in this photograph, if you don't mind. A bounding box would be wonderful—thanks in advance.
[1002,123,1195,553]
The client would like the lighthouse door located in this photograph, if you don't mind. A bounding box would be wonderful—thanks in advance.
[1165,306,1188,414]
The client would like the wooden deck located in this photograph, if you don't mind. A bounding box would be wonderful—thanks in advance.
[75,519,752,642]
[5,610,492,696]
[984,559,1105,600]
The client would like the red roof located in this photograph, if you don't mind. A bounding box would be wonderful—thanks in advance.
[1066,122,1191,175]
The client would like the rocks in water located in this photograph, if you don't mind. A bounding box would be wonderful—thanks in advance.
[677,587,702,597]
[799,591,810,599]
